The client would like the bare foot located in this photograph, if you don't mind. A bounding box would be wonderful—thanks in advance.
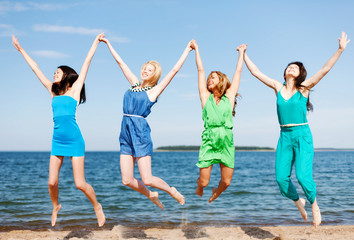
[94,203,106,227]
[195,178,203,197]
[149,191,164,210]
[208,188,218,203]
[295,198,308,221]
[51,204,62,227]
[170,187,185,205]
[312,202,321,228]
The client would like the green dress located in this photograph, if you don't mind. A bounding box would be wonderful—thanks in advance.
[197,94,235,169]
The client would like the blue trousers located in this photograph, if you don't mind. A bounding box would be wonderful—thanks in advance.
[275,125,316,204]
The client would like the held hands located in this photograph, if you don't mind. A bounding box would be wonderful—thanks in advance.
[95,33,105,43]
[186,39,195,52]
[237,44,247,53]
[338,31,350,51]
[98,34,109,44]
[190,39,198,51]
[12,35,22,51]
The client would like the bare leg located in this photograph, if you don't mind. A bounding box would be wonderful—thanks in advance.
[209,164,234,203]
[294,198,307,222]
[195,166,213,197]
[120,154,164,210]
[48,155,64,227]
[312,198,321,228]
[137,155,185,205]
[71,156,105,227]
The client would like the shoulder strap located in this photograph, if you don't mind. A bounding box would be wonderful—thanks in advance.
[277,85,284,94]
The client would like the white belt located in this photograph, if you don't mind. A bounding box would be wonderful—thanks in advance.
[280,123,308,128]
[123,113,145,118]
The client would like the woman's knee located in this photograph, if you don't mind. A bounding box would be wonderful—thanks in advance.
[221,178,232,187]
[276,174,288,186]
[296,173,314,188]
[199,178,210,188]
[75,181,87,191]
[141,177,153,187]
[122,176,134,186]
[48,180,58,189]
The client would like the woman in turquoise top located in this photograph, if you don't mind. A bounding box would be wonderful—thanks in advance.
[191,40,245,203]
[100,36,193,210]
[12,34,106,227]
[243,32,350,228]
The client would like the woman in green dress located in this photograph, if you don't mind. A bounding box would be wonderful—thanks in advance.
[191,40,246,203]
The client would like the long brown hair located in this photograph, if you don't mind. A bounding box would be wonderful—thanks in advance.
[207,71,240,116]
[283,62,313,111]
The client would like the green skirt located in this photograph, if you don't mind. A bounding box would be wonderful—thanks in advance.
[197,127,235,169]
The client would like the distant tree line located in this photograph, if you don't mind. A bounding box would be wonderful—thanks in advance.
[155,145,274,151]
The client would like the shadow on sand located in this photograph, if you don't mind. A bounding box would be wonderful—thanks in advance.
[240,226,278,240]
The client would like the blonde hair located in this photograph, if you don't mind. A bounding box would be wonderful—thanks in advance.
[207,71,240,116]
[207,71,231,96]
[141,60,162,87]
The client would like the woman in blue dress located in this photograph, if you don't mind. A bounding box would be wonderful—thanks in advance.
[100,36,193,209]
[12,34,106,227]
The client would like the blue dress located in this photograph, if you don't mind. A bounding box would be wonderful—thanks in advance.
[119,90,157,157]
[51,95,85,157]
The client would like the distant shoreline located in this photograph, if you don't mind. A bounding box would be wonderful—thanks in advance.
[153,146,354,152]
[155,145,275,151]
[154,149,276,152]
[154,149,354,152]
[0,148,353,152]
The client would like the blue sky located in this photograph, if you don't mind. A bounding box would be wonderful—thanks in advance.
[1,0,353,151]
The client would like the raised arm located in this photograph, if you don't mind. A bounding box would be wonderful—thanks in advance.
[302,32,350,89]
[12,35,53,96]
[72,33,103,97]
[244,50,282,93]
[99,37,139,85]
[190,40,209,108]
[226,44,245,100]
[147,40,193,102]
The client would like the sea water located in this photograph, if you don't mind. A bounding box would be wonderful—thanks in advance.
[0,151,353,230]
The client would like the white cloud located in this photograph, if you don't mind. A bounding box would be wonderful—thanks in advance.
[0,23,12,29]
[32,24,105,35]
[0,1,20,14]
[0,23,17,37]
[0,1,66,14]
[32,50,69,59]
[109,36,130,43]
[28,2,65,11]
[32,24,131,42]
[12,2,27,11]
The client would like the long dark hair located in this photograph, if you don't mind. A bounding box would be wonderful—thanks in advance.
[283,62,313,111]
[51,65,86,104]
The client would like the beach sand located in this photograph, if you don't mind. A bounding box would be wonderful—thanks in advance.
[0,225,353,240]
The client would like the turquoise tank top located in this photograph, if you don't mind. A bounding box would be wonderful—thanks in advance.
[276,87,308,125]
